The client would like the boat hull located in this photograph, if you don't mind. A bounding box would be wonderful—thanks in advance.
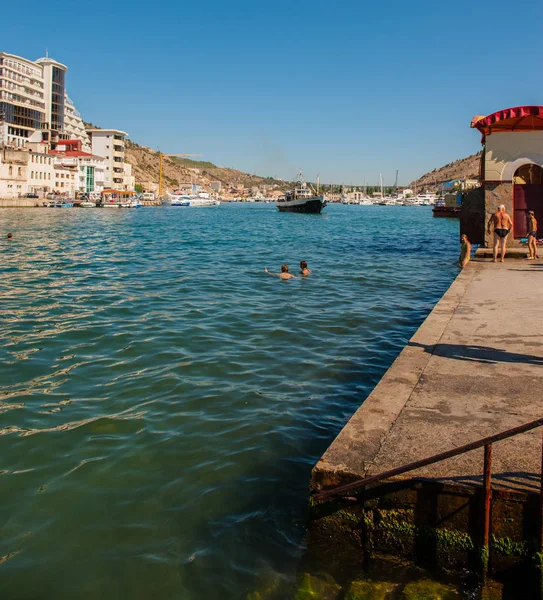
[432,205,461,218]
[276,197,326,214]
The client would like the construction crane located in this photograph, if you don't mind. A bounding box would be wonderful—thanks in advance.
[394,169,399,197]
[158,152,203,198]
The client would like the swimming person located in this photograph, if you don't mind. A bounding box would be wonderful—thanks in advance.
[487,205,513,262]
[459,234,471,268]
[7,233,12,240]
[300,260,311,276]
[527,211,538,260]
[264,264,297,280]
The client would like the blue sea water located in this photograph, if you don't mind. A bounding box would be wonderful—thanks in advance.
[0,204,459,599]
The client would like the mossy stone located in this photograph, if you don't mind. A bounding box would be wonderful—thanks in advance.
[292,572,342,600]
[344,580,397,599]
[246,570,282,600]
[402,579,459,600]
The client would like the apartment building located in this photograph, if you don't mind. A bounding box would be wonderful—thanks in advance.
[0,52,89,151]
[51,140,105,195]
[0,53,46,148]
[86,128,134,190]
[0,148,28,197]
[64,95,91,152]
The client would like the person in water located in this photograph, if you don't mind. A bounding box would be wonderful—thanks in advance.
[459,234,471,268]
[264,264,297,280]
[487,205,513,262]
[300,260,311,276]
[7,232,12,240]
[526,210,539,260]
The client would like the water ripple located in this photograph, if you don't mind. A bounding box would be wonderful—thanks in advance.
[0,204,459,599]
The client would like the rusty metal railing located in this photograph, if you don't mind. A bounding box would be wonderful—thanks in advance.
[312,417,543,583]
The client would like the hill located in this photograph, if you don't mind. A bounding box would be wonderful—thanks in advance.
[124,139,289,195]
[408,152,482,192]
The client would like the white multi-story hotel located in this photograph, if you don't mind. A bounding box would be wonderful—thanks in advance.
[0,52,89,150]
[0,53,46,147]
[86,128,134,190]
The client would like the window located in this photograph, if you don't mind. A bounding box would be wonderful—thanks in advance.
[8,166,12,175]
[31,171,34,178]
[17,167,21,175]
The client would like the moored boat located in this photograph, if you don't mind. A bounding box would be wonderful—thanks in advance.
[276,172,326,214]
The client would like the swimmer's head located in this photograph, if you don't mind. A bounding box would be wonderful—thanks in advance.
[300,260,307,270]
[281,264,289,273]
[7,233,12,239]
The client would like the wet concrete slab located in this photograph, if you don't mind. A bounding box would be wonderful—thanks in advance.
[312,257,543,495]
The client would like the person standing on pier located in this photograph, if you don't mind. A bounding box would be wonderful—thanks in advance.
[487,205,513,262]
[459,234,471,268]
[526,211,539,260]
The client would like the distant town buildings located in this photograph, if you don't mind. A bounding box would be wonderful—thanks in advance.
[0,51,135,198]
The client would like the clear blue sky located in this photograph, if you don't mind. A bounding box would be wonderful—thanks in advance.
[5,0,543,185]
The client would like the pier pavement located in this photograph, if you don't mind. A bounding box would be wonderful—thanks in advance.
[312,256,543,495]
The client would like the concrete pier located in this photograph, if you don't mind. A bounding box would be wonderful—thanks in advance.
[308,257,543,591]
[0,198,40,207]
[312,257,543,492]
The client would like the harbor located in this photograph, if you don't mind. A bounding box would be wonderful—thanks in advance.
[1,4,542,595]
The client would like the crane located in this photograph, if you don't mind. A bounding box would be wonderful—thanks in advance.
[394,169,399,197]
[158,152,203,198]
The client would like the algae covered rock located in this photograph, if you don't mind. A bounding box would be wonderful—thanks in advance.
[246,570,283,600]
[292,572,342,600]
[402,579,460,600]
[344,580,397,599]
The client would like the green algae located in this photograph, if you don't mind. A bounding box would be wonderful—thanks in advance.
[344,580,397,599]
[376,509,475,552]
[402,579,460,599]
[490,535,528,557]
[246,568,285,600]
[336,509,360,525]
[292,573,342,600]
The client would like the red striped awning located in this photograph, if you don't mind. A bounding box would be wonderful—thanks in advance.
[471,106,543,138]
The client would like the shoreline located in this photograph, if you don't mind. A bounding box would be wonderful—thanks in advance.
[308,257,543,595]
